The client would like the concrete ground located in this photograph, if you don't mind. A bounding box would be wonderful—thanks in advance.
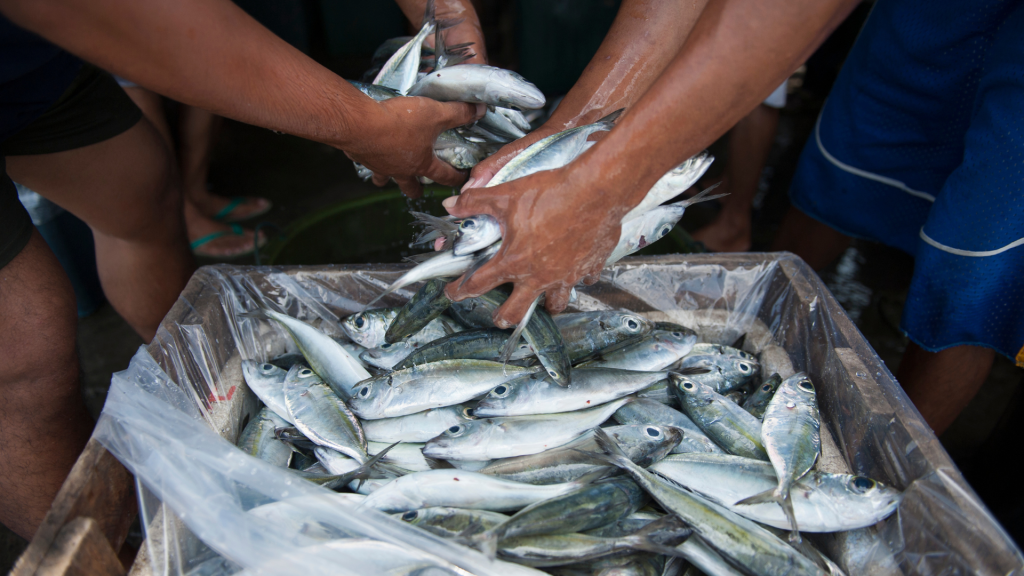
[3,33,1021,576]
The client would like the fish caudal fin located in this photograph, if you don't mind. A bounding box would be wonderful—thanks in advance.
[734,487,802,543]
[623,515,693,559]
[598,108,626,125]
[327,442,399,491]
[672,182,728,209]
[498,295,541,366]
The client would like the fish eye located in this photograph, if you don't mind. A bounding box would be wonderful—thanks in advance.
[401,511,418,521]
[461,219,476,229]
[762,384,772,392]
[490,385,510,398]
[672,332,682,338]
[626,318,639,330]
[359,386,370,397]
[381,343,391,349]
[446,425,464,436]
[261,363,274,371]
[799,380,815,392]
[851,476,876,492]
[463,407,475,418]
[682,381,694,390]
[658,224,672,238]
[645,427,660,437]
[738,363,751,373]
[299,368,314,378]
[354,315,365,329]
[548,370,559,379]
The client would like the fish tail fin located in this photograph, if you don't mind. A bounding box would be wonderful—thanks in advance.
[435,17,465,32]
[570,467,613,489]
[623,515,692,559]
[572,428,634,471]
[598,108,626,125]
[328,442,398,491]
[498,296,540,365]
[457,245,498,289]
[672,182,727,209]
[735,487,802,543]
[421,0,435,28]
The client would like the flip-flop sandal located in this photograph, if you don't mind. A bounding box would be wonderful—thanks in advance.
[190,223,265,258]
[212,196,273,223]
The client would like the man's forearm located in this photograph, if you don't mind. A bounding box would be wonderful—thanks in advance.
[0,0,377,148]
[545,0,709,131]
[578,0,860,215]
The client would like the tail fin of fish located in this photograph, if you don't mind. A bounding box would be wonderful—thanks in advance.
[734,487,802,543]
[622,514,694,559]
[325,442,399,491]
[573,427,637,472]
[671,182,727,209]
[420,0,435,28]
[498,295,541,366]
[410,211,459,249]
[433,25,474,70]
[598,108,626,125]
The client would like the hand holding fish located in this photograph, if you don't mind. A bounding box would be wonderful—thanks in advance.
[443,166,633,327]
[343,97,486,199]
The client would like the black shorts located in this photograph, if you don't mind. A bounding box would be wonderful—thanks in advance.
[1,63,142,269]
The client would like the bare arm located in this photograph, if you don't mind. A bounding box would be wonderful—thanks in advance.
[394,0,488,64]
[466,0,708,188]
[447,0,861,325]
[0,0,483,196]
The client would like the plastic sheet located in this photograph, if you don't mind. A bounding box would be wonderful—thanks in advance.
[94,253,1024,575]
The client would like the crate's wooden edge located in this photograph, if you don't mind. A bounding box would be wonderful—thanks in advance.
[33,517,125,576]
[13,439,134,576]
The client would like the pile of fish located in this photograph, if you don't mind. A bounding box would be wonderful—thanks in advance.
[235,285,902,575]
[349,0,545,179]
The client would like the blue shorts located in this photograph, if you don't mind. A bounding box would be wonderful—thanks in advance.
[789,0,1024,364]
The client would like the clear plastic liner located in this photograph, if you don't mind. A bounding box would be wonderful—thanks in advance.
[93,253,1024,576]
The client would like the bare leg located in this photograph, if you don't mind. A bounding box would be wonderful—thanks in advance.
[693,104,780,252]
[771,205,852,270]
[7,118,194,341]
[179,105,269,221]
[898,342,996,435]
[0,232,93,539]
[121,90,262,258]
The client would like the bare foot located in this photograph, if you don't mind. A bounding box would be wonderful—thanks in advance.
[692,211,752,252]
[184,201,265,258]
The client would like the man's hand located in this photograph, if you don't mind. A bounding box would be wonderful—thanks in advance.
[443,165,630,327]
[345,97,485,198]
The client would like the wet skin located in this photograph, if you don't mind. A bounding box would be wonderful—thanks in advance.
[444,0,861,327]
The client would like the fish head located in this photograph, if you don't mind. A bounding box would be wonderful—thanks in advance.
[639,208,684,244]
[242,359,287,386]
[348,378,391,416]
[614,313,651,338]
[653,329,698,355]
[609,424,684,466]
[844,476,903,515]
[759,373,783,395]
[421,421,478,458]
[360,342,414,370]
[395,508,431,527]
[284,364,322,387]
[669,373,717,406]
[777,372,816,405]
[811,474,903,523]
[453,215,501,256]
[488,70,546,110]
[474,372,540,415]
[341,310,391,348]
[717,356,759,385]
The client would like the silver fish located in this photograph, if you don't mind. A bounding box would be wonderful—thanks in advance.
[581,329,697,371]
[237,407,292,467]
[241,360,294,424]
[362,244,499,309]
[583,429,826,576]
[554,311,652,362]
[497,106,532,131]
[341,308,398,349]
[247,494,365,542]
[349,80,401,102]
[478,424,681,485]
[743,373,782,419]
[369,441,433,472]
[677,354,759,393]
[396,506,509,539]
[372,2,436,93]
[736,373,821,541]
[478,106,528,140]
[672,374,768,461]
[434,129,490,170]
[283,365,367,462]
[474,368,666,417]
[349,359,534,419]
[612,397,722,454]
[360,468,602,513]
[650,453,901,533]
[407,64,545,109]
[488,111,620,187]
[314,446,405,494]
[453,214,501,256]
[422,398,628,461]
[361,404,476,443]
[621,152,715,222]
[606,187,726,266]
[360,341,416,370]
[259,309,370,399]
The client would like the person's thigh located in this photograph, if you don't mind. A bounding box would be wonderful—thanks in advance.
[6,117,181,244]
[902,2,1024,363]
